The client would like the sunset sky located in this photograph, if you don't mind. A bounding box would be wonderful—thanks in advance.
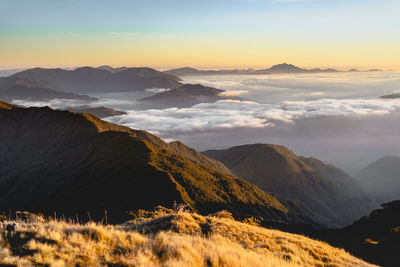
[0,0,399,70]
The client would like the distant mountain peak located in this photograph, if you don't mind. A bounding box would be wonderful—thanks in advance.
[268,63,305,73]
[270,63,300,68]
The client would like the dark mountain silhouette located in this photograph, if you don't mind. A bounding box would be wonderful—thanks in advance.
[164,63,345,76]
[267,63,305,73]
[381,93,400,99]
[0,101,316,227]
[139,84,243,108]
[62,105,127,118]
[356,156,400,203]
[0,77,96,102]
[317,200,400,267]
[204,144,379,227]
[11,67,182,94]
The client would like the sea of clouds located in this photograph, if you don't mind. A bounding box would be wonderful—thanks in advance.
[106,98,400,134]
[12,71,400,170]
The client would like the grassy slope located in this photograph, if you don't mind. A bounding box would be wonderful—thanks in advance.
[0,209,376,267]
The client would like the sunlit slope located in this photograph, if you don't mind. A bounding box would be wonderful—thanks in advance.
[0,209,375,267]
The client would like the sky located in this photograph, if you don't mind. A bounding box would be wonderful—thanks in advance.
[0,0,399,70]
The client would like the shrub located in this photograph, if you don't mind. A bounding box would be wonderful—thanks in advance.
[242,217,262,226]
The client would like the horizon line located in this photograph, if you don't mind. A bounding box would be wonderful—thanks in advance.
[1,63,399,72]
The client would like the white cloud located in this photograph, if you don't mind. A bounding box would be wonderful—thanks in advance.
[145,88,170,94]
[309,92,325,96]
[108,102,271,134]
[105,98,400,135]
[219,90,248,97]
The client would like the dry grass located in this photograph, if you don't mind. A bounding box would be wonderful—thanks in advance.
[0,209,376,267]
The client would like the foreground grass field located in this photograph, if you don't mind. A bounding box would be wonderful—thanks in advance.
[0,208,375,267]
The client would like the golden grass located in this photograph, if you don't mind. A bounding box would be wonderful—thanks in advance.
[0,209,376,267]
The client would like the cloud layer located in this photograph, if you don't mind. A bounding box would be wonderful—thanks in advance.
[106,98,400,134]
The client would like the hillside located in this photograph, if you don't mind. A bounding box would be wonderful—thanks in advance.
[356,156,400,202]
[0,209,375,267]
[204,144,379,227]
[11,67,182,94]
[139,84,242,108]
[317,200,400,267]
[62,105,127,118]
[0,77,96,102]
[0,101,314,227]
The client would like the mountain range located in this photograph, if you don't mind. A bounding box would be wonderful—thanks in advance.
[204,144,379,227]
[10,66,182,94]
[0,101,316,228]
[1,98,397,266]
[0,66,182,102]
[139,84,243,108]
[164,63,380,77]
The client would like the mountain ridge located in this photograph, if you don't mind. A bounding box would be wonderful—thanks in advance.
[164,63,378,76]
[11,66,182,94]
[204,143,379,227]
[0,101,315,228]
